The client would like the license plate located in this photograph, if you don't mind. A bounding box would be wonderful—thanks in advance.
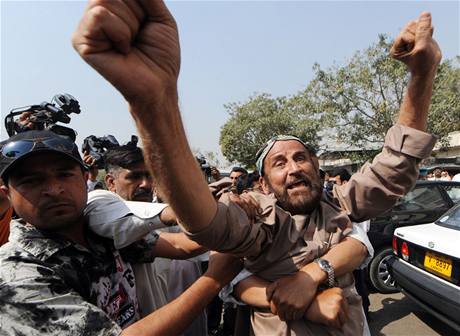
[424,251,452,278]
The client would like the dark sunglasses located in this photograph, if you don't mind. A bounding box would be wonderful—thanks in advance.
[1,137,76,159]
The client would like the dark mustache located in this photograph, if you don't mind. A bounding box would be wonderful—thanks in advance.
[133,188,153,198]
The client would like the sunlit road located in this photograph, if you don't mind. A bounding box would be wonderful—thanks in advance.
[368,291,458,336]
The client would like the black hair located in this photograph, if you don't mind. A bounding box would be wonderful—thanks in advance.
[235,171,260,194]
[331,168,351,182]
[231,166,248,175]
[104,144,144,173]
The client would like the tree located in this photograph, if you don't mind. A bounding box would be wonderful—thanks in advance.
[220,35,460,165]
[428,56,460,148]
[308,35,460,152]
[307,35,408,149]
[219,93,321,168]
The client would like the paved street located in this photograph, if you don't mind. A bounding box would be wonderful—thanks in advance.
[368,291,458,336]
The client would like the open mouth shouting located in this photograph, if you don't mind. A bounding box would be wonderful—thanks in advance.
[286,179,310,191]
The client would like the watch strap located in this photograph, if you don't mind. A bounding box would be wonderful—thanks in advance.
[315,258,335,288]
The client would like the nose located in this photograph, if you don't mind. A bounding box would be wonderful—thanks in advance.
[139,175,153,189]
[286,159,302,175]
[41,178,65,197]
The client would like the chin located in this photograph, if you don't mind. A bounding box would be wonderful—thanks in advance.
[283,190,322,215]
[37,212,83,231]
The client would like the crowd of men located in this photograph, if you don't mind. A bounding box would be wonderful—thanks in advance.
[0,0,442,335]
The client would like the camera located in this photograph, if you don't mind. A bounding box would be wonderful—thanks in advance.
[82,135,120,169]
[196,155,212,183]
[4,93,80,141]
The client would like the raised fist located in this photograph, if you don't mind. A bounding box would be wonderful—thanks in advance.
[390,12,442,76]
[72,0,180,106]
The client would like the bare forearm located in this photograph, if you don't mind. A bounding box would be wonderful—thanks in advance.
[391,12,441,131]
[236,276,348,326]
[154,232,208,259]
[397,72,436,131]
[235,275,271,309]
[122,275,221,336]
[122,252,242,335]
[300,237,367,285]
[129,100,217,233]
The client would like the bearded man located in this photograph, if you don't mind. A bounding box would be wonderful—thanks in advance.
[73,1,440,334]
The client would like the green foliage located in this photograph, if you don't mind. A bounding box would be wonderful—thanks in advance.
[220,93,321,168]
[220,35,460,164]
[308,35,408,149]
[309,36,460,154]
[429,56,460,148]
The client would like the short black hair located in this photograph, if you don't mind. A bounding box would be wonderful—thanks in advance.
[104,145,144,173]
[231,166,248,175]
[332,168,351,182]
[235,171,260,194]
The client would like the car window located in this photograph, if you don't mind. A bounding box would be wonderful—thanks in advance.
[395,186,445,211]
[438,204,460,229]
[443,185,460,204]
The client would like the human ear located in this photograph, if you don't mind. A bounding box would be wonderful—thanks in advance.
[105,174,116,193]
[0,185,10,200]
[260,176,271,195]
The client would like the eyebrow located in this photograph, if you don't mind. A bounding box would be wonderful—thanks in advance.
[269,149,308,161]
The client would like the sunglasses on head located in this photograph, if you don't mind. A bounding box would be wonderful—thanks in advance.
[1,137,75,160]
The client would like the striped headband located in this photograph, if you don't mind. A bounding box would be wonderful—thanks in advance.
[255,135,316,176]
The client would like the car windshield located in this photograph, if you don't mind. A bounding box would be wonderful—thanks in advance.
[437,204,460,229]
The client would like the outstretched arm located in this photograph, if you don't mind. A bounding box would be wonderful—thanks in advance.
[73,0,216,233]
[334,12,440,223]
[122,252,242,336]
[154,232,208,259]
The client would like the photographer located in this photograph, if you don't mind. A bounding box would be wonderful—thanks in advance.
[5,93,80,141]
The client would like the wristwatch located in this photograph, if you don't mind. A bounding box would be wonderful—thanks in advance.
[315,258,335,288]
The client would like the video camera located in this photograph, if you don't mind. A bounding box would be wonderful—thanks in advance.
[82,135,120,169]
[4,93,80,142]
[196,155,212,183]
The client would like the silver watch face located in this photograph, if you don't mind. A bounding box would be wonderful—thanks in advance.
[317,259,335,287]
[318,259,331,270]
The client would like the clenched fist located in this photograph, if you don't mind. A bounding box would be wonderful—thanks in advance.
[391,12,441,77]
[72,0,180,107]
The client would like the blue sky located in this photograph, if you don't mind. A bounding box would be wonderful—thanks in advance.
[1,0,459,165]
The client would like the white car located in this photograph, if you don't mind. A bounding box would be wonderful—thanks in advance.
[391,203,460,332]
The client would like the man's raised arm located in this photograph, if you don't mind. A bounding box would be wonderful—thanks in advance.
[391,12,441,130]
[334,12,441,222]
[73,0,216,232]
